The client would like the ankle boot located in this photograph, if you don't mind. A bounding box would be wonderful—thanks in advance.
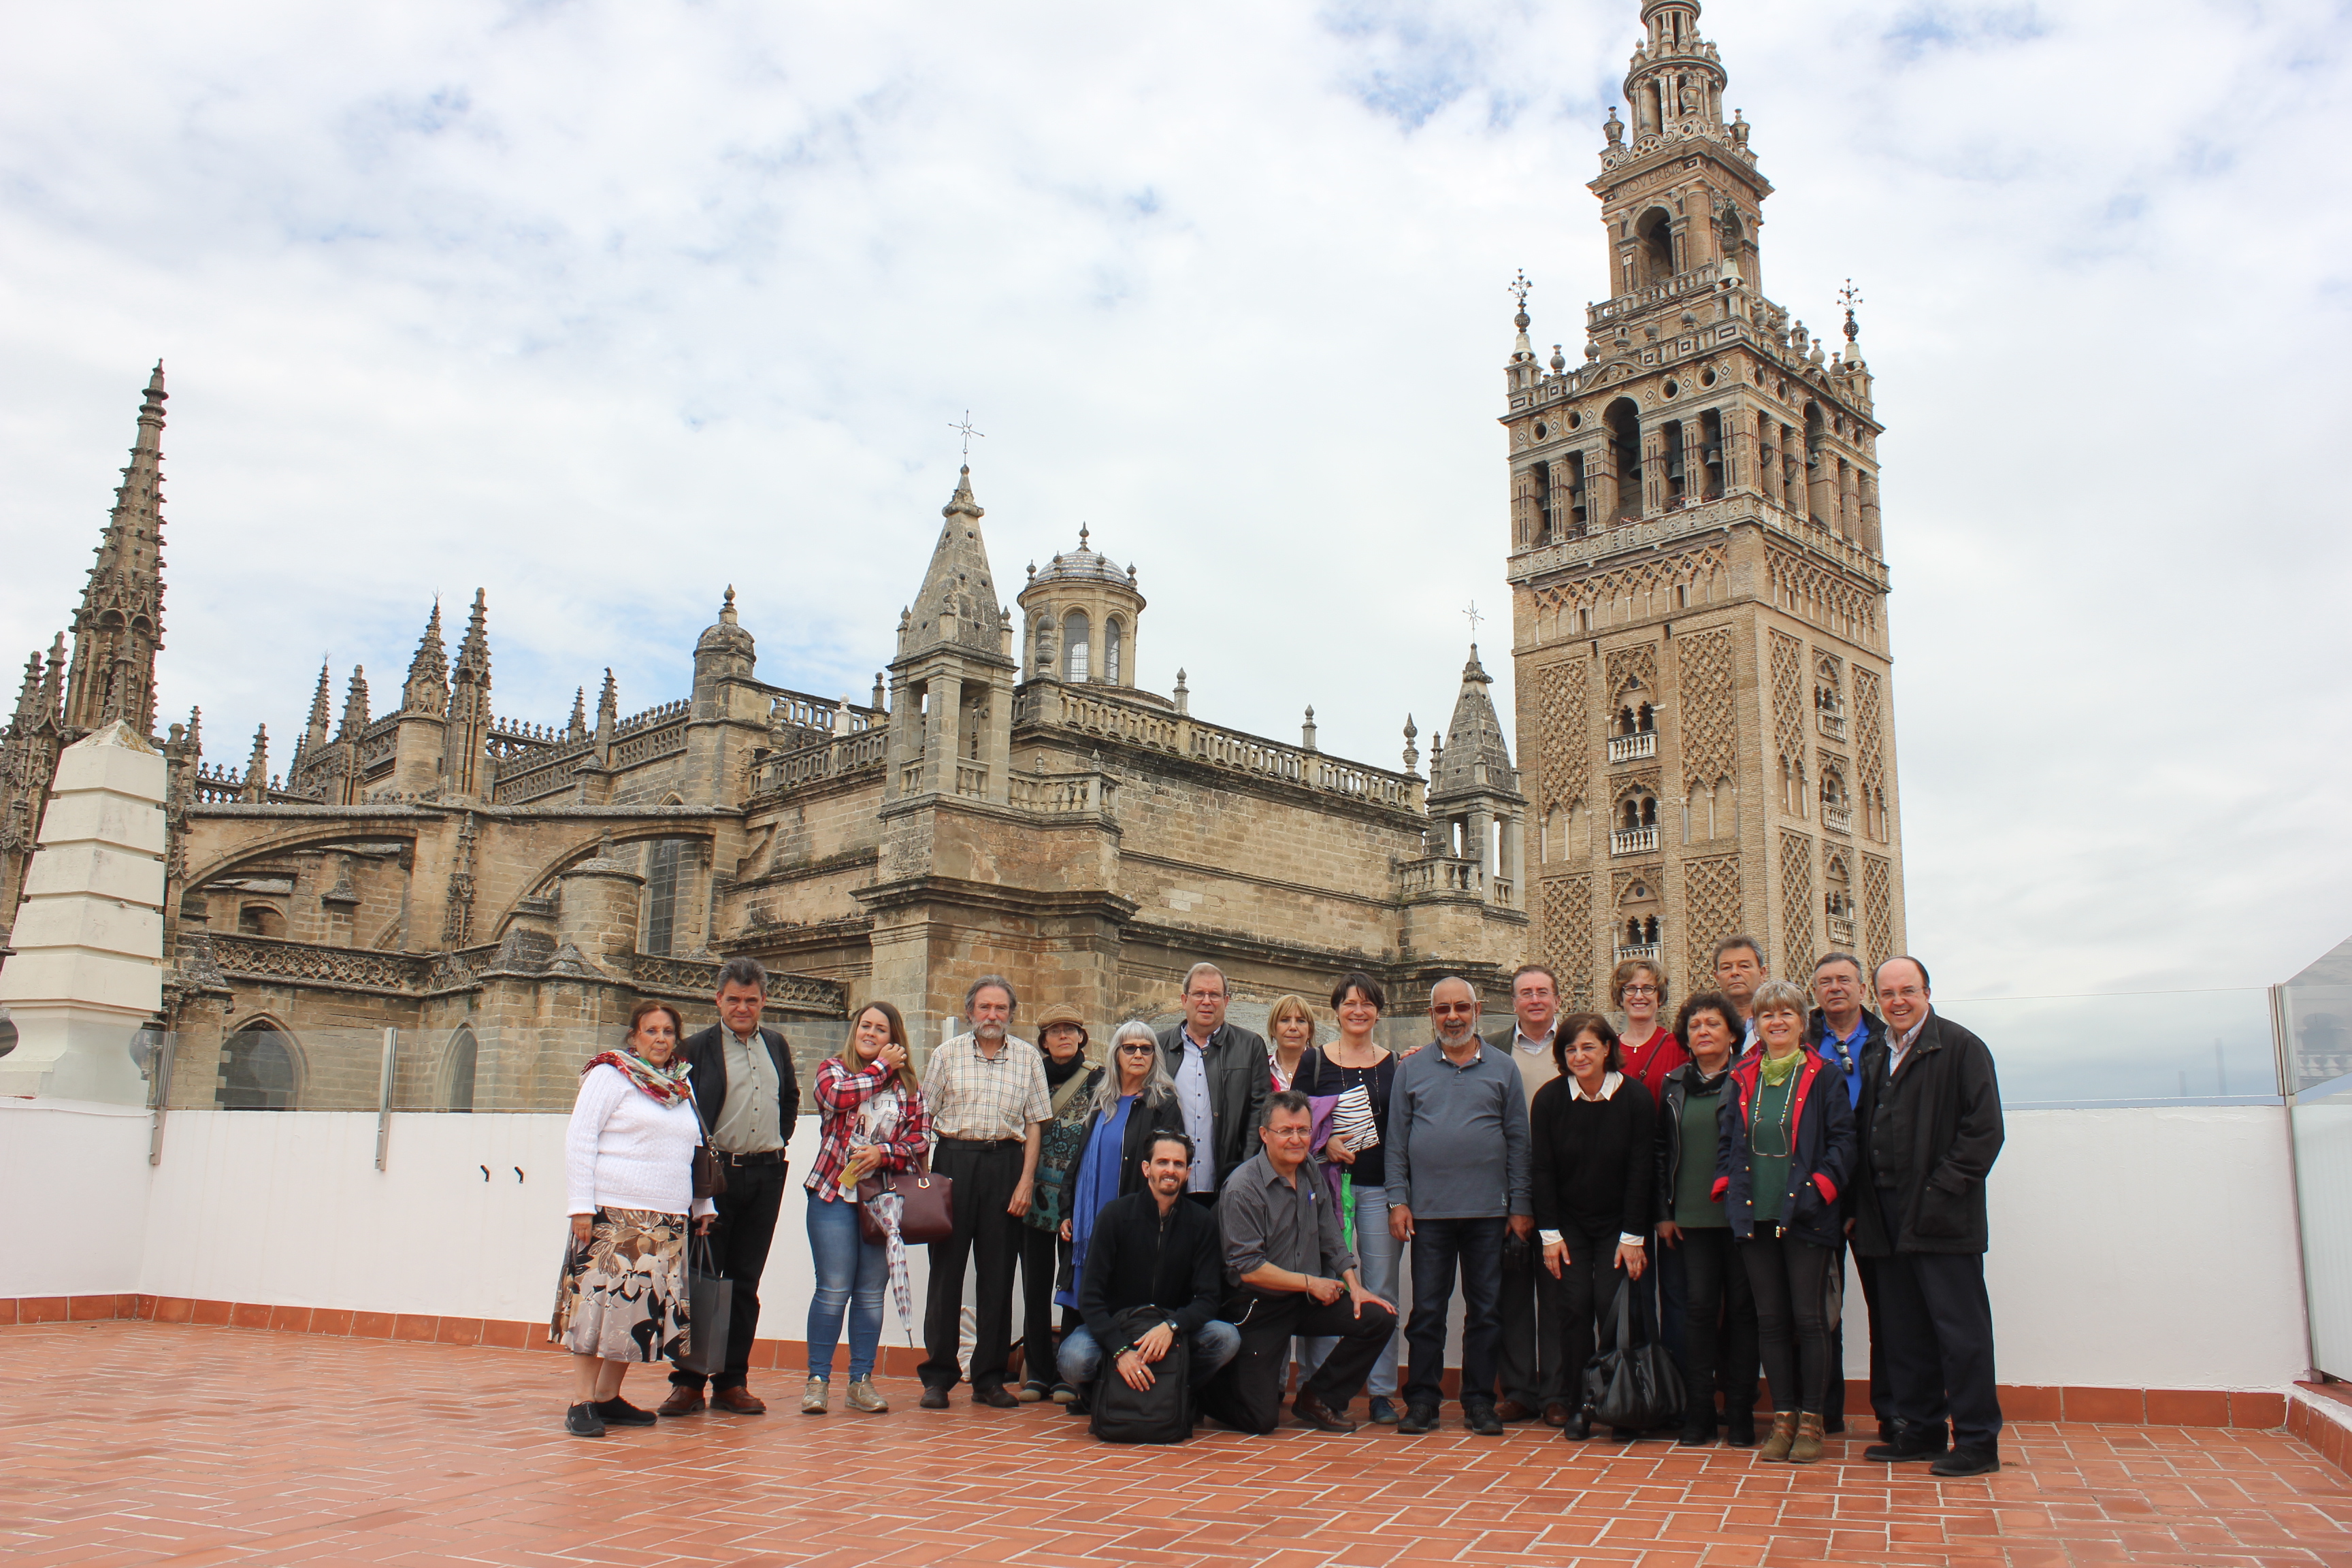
[1757,1410,1798,1462]
[1724,1406,1757,1448]
[1788,1411,1825,1464]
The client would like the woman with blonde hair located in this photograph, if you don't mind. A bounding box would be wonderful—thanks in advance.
[553,998,714,1437]
[1266,994,1318,1091]
[802,1000,931,1415]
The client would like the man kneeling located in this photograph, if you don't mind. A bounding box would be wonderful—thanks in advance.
[1205,1090,1399,1434]
[1059,1130,1239,1429]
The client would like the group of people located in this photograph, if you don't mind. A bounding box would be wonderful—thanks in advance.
[552,943,2005,1476]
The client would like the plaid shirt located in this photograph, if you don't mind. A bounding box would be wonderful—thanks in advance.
[921,1032,1051,1143]
[804,1058,932,1198]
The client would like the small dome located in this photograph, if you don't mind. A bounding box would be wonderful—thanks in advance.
[1028,525,1135,589]
[696,586,755,657]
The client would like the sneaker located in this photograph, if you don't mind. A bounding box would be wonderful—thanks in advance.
[592,1396,657,1427]
[1463,1400,1504,1437]
[845,1379,889,1414]
[1396,1403,1439,1435]
[1368,1396,1401,1425]
[1930,1445,2001,1478]
[1050,1382,1081,1405]
[564,1401,606,1437]
[1018,1381,1049,1403]
[801,1377,829,1415]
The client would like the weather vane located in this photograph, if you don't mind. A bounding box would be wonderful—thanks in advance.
[1464,600,1485,642]
[950,410,985,460]
[1508,271,1533,313]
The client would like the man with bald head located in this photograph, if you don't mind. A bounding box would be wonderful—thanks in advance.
[1385,977,1531,1436]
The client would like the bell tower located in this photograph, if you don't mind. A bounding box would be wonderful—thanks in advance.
[1505,0,1906,1009]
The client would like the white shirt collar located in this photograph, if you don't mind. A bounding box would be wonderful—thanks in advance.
[1512,1024,1555,1054]
[1570,1070,1624,1102]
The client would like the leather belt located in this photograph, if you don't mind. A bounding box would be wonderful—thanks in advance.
[718,1149,785,1167]
[938,1136,1022,1147]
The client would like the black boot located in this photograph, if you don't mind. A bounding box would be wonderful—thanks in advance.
[1864,1418,1949,1463]
[1678,1409,1716,1447]
[1722,1407,1757,1448]
[1561,1408,1592,1441]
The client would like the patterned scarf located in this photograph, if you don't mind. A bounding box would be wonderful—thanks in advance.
[1759,1045,1803,1088]
[581,1048,694,1107]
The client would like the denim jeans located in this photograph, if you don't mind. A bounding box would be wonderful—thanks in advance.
[1058,1320,1240,1388]
[1403,1214,1506,1410]
[805,1191,888,1383]
[1302,1180,1400,1398]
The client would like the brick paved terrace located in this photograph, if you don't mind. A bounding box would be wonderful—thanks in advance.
[6,1322,2351,1568]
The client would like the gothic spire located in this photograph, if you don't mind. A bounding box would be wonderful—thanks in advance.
[1431,644,1516,799]
[338,666,370,741]
[302,659,333,751]
[898,466,1009,666]
[402,599,448,716]
[242,723,270,803]
[61,364,169,736]
[568,687,588,741]
[453,588,491,682]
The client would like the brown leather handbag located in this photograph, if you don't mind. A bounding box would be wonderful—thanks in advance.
[857,1154,953,1245]
[692,1139,728,1201]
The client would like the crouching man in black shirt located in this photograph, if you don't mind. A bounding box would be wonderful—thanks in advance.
[1056,1130,1239,1416]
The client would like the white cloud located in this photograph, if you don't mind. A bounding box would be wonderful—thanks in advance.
[2,0,2346,1024]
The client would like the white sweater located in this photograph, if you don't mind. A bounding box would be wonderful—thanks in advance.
[565,1063,717,1219]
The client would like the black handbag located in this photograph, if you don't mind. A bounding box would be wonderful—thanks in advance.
[1088,1305,1194,1444]
[1582,1277,1686,1433]
[674,1235,733,1377]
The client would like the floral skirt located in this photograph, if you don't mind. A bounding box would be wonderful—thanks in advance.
[550,1207,689,1362]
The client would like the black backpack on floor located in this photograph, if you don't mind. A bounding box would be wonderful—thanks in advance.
[1089,1305,1193,1444]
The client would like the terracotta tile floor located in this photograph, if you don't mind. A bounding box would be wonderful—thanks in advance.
[5,1323,2350,1568]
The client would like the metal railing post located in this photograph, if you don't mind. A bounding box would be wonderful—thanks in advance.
[375,1027,397,1171]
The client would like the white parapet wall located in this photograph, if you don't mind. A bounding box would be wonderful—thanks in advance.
[0,1100,2313,1398]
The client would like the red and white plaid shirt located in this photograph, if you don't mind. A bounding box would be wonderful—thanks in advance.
[804,1058,932,1198]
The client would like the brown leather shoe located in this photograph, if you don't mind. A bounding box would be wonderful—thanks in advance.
[1494,1399,1535,1423]
[1542,1402,1571,1428]
[1293,1390,1358,1434]
[712,1386,767,1414]
[656,1386,705,1418]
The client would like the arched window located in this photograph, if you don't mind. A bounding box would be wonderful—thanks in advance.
[1105,618,1124,685]
[1662,419,1686,506]
[1635,207,1674,286]
[1700,408,1725,498]
[1605,399,1642,522]
[1062,610,1091,683]
[219,1020,296,1111]
[238,904,284,938]
[444,1028,479,1112]
[1531,463,1554,542]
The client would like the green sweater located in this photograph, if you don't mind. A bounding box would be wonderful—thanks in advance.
[1673,1084,1728,1229]
[1749,1072,1797,1224]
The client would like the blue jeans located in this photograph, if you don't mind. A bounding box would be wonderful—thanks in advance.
[1302,1180,1400,1398]
[805,1191,887,1383]
[1058,1320,1240,1388]
[1403,1214,1506,1410]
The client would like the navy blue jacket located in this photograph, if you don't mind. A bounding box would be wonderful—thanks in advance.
[1712,1046,1857,1250]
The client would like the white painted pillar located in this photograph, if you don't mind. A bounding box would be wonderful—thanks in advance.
[0,721,168,1104]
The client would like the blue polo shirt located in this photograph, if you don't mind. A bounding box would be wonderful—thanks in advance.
[1820,1015,1870,1105]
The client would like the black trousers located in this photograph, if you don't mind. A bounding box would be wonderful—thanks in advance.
[1204,1288,1399,1435]
[1495,1232,1562,1411]
[919,1139,1024,1394]
[1676,1227,1759,1425]
[668,1155,784,1392]
[1848,1245,1897,1428]
[1877,1250,2002,1451]
[1742,1232,1835,1414]
[1015,1221,1064,1386]
[1552,1222,1631,1418]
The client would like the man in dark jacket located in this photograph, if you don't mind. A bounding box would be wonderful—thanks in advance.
[1850,956,2004,1477]
[661,957,799,1417]
[1156,962,1271,1200]
[1808,951,1887,1439]
[1056,1130,1238,1420]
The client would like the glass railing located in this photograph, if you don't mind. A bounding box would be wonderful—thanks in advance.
[2281,955,2352,1378]
[1930,987,2281,1107]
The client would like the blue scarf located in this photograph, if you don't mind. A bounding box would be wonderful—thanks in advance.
[1056,1094,1136,1311]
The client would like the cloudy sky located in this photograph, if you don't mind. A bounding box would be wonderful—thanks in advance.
[3,1,2346,1046]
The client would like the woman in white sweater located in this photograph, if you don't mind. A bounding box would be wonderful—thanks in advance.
[551,998,715,1437]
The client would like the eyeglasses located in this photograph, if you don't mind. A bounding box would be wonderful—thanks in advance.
[1117,1043,1156,1056]
[1621,985,1659,998]
[1431,1003,1476,1015]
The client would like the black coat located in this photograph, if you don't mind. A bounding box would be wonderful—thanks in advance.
[1077,1188,1224,1352]
[1528,1075,1654,1239]
[1850,1011,2003,1257]
[1155,1022,1271,1185]
[680,1023,800,1149]
[1073,1083,1190,1202]
[1717,1047,1856,1251]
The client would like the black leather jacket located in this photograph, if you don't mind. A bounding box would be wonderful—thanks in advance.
[1652,1060,1735,1227]
[1155,1022,1271,1186]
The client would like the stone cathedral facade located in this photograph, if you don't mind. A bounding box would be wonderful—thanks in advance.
[1505,0,1907,1008]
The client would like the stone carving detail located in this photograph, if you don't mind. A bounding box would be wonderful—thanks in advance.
[1767,549,1882,649]
[1612,865,1663,905]
[1852,664,1888,839]
[442,812,477,947]
[208,933,429,994]
[1535,659,1590,819]
[1677,626,1736,789]
[1533,542,1728,635]
[1769,631,1805,768]
[1779,831,1816,969]
[1682,853,1743,979]
[1863,853,1894,975]
[1605,642,1659,704]
[1544,872,1594,1010]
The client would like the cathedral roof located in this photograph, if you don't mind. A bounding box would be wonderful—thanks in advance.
[1431,644,1516,800]
[901,467,1009,663]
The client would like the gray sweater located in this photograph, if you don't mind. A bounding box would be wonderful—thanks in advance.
[1383,1040,1531,1220]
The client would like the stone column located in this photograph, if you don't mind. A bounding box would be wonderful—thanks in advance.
[0,722,167,1104]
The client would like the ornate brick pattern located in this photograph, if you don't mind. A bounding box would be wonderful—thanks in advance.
[1853,664,1887,839]
[1779,830,1816,970]
[1682,853,1743,979]
[1767,548,1883,649]
[1535,658,1590,819]
[1545,872,1594,1009]
[1605,642,1659,704]
[1676,625,1736,790]
[1863,853,1894,976]
[1769,630,1805,768]
[1535,542,1729,634]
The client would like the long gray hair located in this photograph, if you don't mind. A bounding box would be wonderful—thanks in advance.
[1090,1019,1175,1122]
